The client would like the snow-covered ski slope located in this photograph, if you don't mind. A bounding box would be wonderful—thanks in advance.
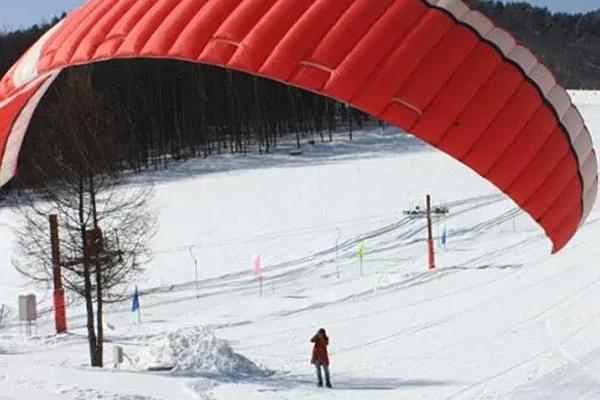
[1,91,600,400]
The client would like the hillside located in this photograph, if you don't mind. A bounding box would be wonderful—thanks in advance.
[0,91,598,399]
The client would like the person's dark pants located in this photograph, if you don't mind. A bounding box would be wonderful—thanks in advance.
[315,361,331,387]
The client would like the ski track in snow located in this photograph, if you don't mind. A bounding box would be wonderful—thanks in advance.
[0,91,599,399]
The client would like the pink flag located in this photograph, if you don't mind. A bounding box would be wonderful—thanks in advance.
[252,255,262,276]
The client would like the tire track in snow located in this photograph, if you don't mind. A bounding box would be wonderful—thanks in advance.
[60,193,504,324]
[497,273,600,340]
[440,324,587,400]
[439,265,600,399]
[239,238,541,351]
[52,193,522,341]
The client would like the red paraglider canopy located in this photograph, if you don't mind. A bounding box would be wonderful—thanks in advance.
[0,0,597,252]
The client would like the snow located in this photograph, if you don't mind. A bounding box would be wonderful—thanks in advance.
[0,91,599,399]
[132,326,269,377]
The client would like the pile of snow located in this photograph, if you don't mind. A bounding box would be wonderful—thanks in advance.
[0,334,18,354]
[133,326,270,377]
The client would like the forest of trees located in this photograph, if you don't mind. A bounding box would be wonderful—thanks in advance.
[0,1,599,192]
[468,0,600,89]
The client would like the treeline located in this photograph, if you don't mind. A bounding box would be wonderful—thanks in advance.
[0,1,599,190]
[468,0,600,89]
[2,20,370,191]
[20,61,366,187]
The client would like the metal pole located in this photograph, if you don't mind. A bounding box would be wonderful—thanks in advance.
[426,195,436,270]
[188,247,199,298]
[49,214,67,333]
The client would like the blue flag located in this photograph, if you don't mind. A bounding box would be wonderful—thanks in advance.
[441,226,448,248]
[132,286,140,312]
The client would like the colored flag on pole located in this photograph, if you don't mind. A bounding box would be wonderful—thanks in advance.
[441,226,448,248]
[252,255,262,276]
[357,241,365,262]
[132,286,140,312]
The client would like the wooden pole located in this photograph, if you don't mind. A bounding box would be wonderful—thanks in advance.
[49,214,67,333]
[426,195,436,270]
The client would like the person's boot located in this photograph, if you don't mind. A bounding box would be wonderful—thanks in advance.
[317,381,323,387]
[326,381,332,388]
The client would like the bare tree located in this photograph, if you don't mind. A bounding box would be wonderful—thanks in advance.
[0,304,12,330]
[12,68,156,367]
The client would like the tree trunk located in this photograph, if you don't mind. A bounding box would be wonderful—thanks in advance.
[79,176,98,366]
[90,176,104,367]
[95,273,104,367]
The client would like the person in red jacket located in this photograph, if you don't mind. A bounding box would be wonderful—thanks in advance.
[310,328,331,388]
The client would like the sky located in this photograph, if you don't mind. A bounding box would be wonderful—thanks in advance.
[0,0,599,32]
[0,0,84,32]
[501,0,600,14]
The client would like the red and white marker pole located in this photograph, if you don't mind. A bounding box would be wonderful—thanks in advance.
[50,214,67,333]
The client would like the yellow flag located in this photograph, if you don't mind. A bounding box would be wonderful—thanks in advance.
[357,241,365,261]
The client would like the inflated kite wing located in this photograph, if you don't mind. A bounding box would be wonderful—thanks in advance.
[0,0,597,252]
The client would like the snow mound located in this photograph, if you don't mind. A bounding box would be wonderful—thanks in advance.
[134,326,269,377]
